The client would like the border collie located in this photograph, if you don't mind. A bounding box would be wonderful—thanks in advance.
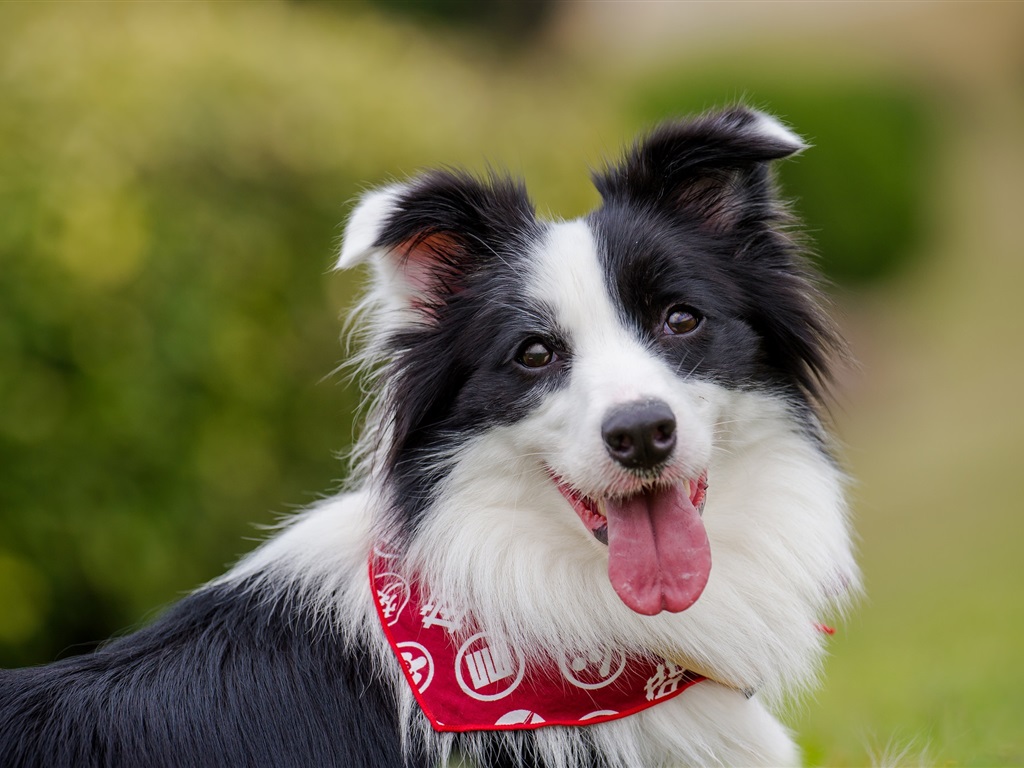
[0,108,858,768]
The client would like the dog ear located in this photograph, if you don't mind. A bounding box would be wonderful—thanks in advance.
[337,171,535,314]
[593,107,806,232]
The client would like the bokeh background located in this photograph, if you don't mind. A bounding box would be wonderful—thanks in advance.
[1,2,1021,764]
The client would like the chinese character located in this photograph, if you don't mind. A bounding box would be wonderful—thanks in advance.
[644,662,688,701]
[420,598,463,632]
[378,588,399,619]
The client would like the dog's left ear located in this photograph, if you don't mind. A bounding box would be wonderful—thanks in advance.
[337,172,535,315]
[593,107,806,232]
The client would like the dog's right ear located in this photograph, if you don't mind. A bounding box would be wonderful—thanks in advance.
[337,172,535,316]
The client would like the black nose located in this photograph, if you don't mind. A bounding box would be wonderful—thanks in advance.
[601,400,677,470]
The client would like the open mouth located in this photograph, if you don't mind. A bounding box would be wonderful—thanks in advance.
[554,472,711,616]
[557,474,707,545]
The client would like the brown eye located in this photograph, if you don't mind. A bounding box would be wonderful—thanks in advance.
[664,305,702,335]
[516,339,554,368]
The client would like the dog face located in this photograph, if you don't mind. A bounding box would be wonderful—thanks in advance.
[339,108,846,636]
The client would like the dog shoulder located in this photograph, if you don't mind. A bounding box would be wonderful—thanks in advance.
[0,493,409,768]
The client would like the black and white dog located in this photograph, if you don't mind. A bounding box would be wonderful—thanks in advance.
[0,108,858,768]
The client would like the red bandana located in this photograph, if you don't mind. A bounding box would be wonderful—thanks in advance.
[370,549,704,732]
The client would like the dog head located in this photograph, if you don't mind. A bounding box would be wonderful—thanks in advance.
[338,108,849,650]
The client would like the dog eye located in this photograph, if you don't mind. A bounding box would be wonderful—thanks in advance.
[516,339,555,369]
[663,305,702,335]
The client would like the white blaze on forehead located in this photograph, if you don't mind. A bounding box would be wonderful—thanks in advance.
[527,220,634,358]
[527,219,677,410]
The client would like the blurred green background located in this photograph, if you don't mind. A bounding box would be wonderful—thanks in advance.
[1,2,1021,765]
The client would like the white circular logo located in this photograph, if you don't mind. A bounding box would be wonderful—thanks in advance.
[373,571,410,627]
[495,709,545,725]
[558,647,627,690]
[396,641,434,693]
[454,632,525,702]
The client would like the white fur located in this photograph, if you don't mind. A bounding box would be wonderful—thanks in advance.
[336,184,427,331]
[337,185,403,270]
[220,189,858,767]
[747,110,808,154]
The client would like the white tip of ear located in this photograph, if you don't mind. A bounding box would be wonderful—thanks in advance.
[336,185,406,270]
[749,110,808,154]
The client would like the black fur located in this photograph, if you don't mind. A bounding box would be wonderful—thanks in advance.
[0,577,605,768]
[0,581,416,768]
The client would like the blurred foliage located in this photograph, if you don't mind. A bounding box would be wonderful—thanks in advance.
[0,2,614,666]
[0,1,933,670]
[359,0,555,44]
[628,73,934,284]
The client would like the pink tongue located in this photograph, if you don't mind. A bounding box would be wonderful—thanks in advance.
[606,484,712,615]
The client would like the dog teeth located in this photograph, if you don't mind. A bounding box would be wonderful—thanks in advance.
[683,479,691,496]
[596,498,607,519]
